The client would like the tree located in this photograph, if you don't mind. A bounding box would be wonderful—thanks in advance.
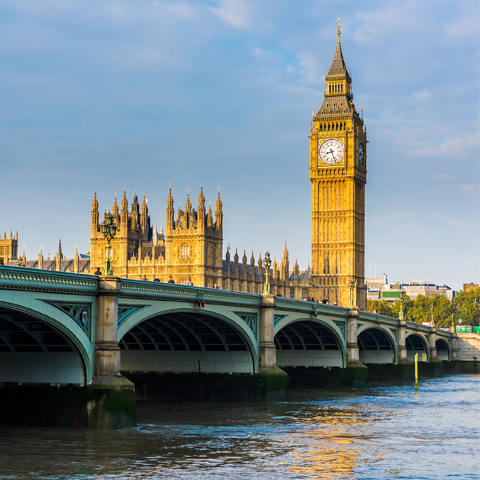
[391,293,414,320]
[410,293,452,326]
[453,288,480,326]
[366,299,393,316]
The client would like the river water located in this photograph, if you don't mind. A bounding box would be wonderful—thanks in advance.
[0,375,478,480]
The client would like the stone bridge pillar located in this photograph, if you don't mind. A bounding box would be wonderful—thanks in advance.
[345,309,368,387]
[346,309,360,364]
[429,328,440,362]
[397,320,411,363]
[95,276,121,377]
[257,294,287,400]
[451,335,458,360]
[259,294,276,371]
[90,276,136,428]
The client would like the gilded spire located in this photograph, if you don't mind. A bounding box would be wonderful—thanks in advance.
[207,201,213,227]
[92,187,99,212]
[185,189,192,212]
[121,186,128,213]
[327,17,350,81]
[215,188,222,211]
[141,192,148,215]
[113,192,119,216]
[167,184,174,209]
[198,182,205,209]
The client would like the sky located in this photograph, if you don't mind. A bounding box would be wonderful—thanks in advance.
[0,0,478,290]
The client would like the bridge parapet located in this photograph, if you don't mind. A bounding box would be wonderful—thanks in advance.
[274,297,349,317]
[120,280,262,307]
[357,311,399,327]
[0,266,98,294]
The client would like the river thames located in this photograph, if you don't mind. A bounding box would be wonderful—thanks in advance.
[0,374,478,479]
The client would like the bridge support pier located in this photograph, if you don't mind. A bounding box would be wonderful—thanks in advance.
[88,276,136,428]
[397,320,413,364]
[256,294,288,400]
[345,309,368,388]
[428,328,441,363]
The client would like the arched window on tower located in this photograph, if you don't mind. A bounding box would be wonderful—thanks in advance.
[181,244,189,258]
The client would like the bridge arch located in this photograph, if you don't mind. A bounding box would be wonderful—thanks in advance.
[274,314,346,368]
[0,300,92,384]
[118,305,259,374]
[357,326,397,364]
[436,338,451,361]
[405,332,429,362]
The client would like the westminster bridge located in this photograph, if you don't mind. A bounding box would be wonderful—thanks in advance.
[0,266,456,428]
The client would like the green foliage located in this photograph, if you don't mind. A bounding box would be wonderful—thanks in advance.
[391,293,414,320]
[367,299,392,316]
[367,289,480,327]
[453,288,480,326]
[409,294,452,326]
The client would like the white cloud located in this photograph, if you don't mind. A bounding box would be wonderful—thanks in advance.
[445,17,479,39]
[457,185,478,191]
[297,52,322,84]
[412,133,479,157]
[209,0,254,29]
[429,173,455,180]
[413,90,431,101]
[353,0,421,45]
[446,218,471,229]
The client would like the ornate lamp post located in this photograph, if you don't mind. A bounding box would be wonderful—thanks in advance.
[263,251,271,295]
[349,276,356,309]
[430,299,435,327]
[399,294,404,320]
[100,210,117,275]
[451,298,457,334]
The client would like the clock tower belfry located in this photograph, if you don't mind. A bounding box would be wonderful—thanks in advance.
[310,19,367,309]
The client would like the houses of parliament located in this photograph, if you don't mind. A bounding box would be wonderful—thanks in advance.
[1,21,367,308]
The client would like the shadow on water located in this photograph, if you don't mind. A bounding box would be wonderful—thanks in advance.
[0,375,478,479]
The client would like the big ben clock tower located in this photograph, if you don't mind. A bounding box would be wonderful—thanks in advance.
[310,19,367,309]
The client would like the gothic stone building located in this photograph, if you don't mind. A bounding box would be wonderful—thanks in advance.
[89,187,312,299]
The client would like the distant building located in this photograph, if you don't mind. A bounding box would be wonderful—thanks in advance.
[366,274,456,302]
[463,283,479,292]
[0,231,18,264]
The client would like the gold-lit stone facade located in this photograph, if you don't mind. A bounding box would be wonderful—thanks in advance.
[0,231,18,264]
[309,21,367,308]
[89,186,311,298]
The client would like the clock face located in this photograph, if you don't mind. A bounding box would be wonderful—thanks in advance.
[319,138,344,165]
[358,142,365,167]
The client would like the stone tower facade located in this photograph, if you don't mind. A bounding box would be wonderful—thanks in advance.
[90,186,225,288]
[0,231,18,264]
[88,186,312,297]
[310,20,367,308]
